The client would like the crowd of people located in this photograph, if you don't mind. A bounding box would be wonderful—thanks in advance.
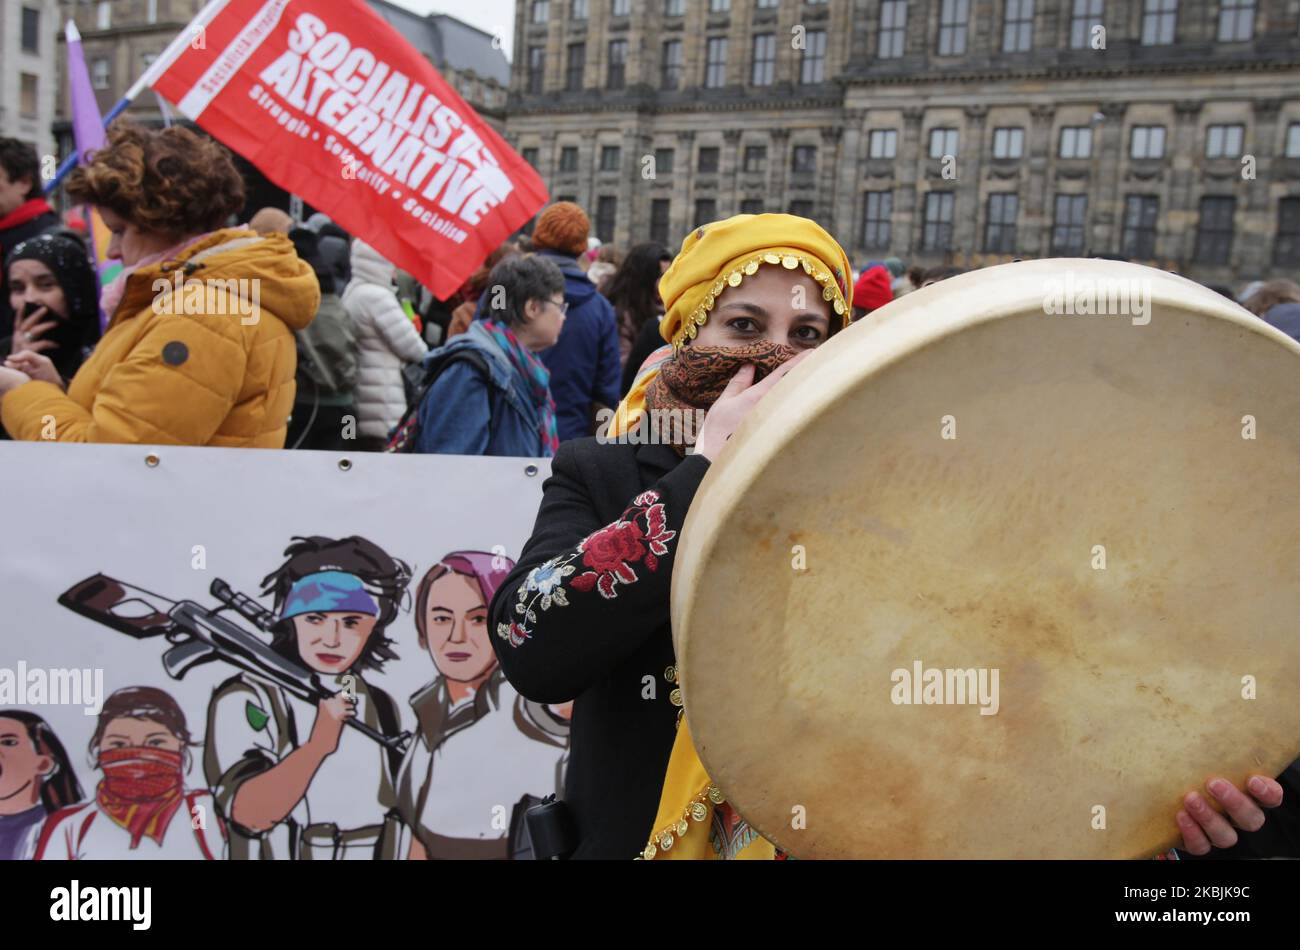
[2,125,1299,456]
[2,123,1299,862]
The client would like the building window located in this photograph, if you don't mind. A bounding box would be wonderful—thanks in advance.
[527,47,545,94]
[96,1,110,30]
[522,148,539,168]
[19,74,38,118]
[662,41,683,89]
[142,53,158,70]
[1003,0,1034,52]
[1059,126,1092,159]
[612,0,630,15]
[1069,0,1103,49]
[792,145,818,173]
[559,146,578,172]
[1287,124,1300,158]
[665,0,684,15]
[1218,0,1254,42]
[21,6,39,52]
[1193,196,1235,262]
[869,129,898,159]
[608,40,627,90]
[655,148,675,174]
[788,200,815,219]
[709,0,730,11]
[1130,125,1166,160]
[879,0,908,58]
[992,127,1025,159]
[938,0,969,56]
[862,191,893,249]
[929,128,958,159]
[752,34,776,86]
[755,0,779,8]
[572,0,588,19]
[743,146,767,173]
[1205,124,1244,159]
[705,37,728,88]
[698,147,720,173]
[984,194,1019,253]
[596,196,617,242]
[531,0,549,23]
[740,199,765,214]
[91,58,110,90]
[600,146,621,172]
[147,0,158,24]
[650,199,672,245]
[1275,198,1300,266]
[922,192,955,251]
[801,30,827,84]
[1051,194,1088,255]
[1141,0,1177,46]
[565,43,585,91]
[1121,195,1160,259]
[694,199,718,229]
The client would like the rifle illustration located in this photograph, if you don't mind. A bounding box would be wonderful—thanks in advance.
[58,573,411,755]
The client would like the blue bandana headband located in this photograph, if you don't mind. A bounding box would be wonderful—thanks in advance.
[281,571,381,620]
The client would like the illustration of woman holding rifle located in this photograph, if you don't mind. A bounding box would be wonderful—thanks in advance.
[203,536,411,859]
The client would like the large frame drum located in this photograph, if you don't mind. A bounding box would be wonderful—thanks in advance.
[671,259,1300,859]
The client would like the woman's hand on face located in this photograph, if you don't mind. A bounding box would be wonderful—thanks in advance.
[694,350,812,462]
[0,366,32,397]
[10,307,58,356]
[5,351,62,389]
[1175,774,1283,854]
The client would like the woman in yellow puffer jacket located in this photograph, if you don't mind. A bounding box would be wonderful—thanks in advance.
[0,123,318,447]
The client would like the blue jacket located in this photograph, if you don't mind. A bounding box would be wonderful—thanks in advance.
[413,321,547,457]
[523,250,620,442]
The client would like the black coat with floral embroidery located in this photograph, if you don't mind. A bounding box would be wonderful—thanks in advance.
[488,436,710,860]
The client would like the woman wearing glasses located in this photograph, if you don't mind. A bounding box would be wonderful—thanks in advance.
[403,254,568,457]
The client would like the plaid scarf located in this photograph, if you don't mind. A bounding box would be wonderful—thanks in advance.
[482,319,559,456]
[643,341,800,456]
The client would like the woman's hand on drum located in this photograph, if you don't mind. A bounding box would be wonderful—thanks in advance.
[1175,774,1283,854]
[694,351,811,462]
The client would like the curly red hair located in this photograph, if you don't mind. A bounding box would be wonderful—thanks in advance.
[65,122,246,237]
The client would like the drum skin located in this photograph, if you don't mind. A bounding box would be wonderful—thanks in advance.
[670,259,1300,859]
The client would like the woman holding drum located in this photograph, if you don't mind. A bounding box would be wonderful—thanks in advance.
[486,213,1288,861]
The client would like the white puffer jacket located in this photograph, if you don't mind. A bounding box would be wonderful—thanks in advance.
[341,239,428,440]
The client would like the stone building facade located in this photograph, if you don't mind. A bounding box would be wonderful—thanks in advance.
[1,0,60,160]
[504,0,1300,282]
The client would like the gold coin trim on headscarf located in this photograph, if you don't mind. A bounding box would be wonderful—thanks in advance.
[673,250,851,351]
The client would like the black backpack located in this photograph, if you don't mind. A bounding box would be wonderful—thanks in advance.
[385,346,492,453]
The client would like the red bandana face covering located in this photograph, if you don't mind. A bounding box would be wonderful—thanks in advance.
[642,340,800,456]
[96,746,186,848]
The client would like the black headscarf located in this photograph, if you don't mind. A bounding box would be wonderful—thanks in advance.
[4,231,101,380]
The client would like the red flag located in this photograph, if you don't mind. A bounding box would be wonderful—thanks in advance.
[151,0,546,298]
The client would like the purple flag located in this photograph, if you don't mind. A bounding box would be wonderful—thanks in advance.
[64,20,112,329]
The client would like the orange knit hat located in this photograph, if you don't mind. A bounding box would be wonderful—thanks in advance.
[532,201,591,256]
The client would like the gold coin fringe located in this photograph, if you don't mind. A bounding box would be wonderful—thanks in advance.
[638,783,727,861]
[673,251,851,352]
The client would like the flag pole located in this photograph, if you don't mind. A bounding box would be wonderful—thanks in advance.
[43,0,233,195]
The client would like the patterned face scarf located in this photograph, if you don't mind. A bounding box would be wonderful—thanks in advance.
[482,318,560,457]
[642,340,800,456]
[96,746,186,848]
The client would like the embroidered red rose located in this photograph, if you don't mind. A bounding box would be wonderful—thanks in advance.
[581,520,646,574]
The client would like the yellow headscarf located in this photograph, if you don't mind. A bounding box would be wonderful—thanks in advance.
[609,213,853,440]
[616,214,854,860]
